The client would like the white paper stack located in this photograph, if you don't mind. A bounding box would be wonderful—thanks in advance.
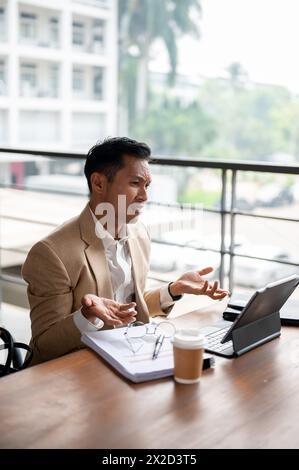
[81,325,174,383]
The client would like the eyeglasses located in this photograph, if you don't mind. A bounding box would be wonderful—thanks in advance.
[124,321,176,354]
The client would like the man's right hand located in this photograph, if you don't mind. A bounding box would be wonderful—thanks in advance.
[81,294,137,327]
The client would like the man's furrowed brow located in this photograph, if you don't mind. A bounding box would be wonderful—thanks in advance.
[130,175,152,184]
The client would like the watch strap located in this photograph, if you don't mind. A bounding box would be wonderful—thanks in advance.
[168,282,183,301]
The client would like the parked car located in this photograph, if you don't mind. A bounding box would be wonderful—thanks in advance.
[176,247,220,278]
[235,183,295,211]
[154,230,224,277]
[160,229,246,252]
[234,245,298,288]
[150,229,220,275]
[24,174,88,195]
[255,184,294,208]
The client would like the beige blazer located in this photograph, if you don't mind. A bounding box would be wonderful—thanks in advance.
[22,203,169,365]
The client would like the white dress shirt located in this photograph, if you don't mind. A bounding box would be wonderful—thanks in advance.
[73,208,176,333]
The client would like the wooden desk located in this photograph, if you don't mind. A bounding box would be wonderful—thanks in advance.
[1,303,299,449]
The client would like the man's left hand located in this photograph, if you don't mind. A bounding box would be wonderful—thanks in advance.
[169,266,230,300]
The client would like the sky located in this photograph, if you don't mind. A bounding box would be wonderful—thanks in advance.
[150,0,299,93]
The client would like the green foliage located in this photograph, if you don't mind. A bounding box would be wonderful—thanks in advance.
[134,76,299,162]
[178,188,220,207]
[119,3,299,163]
[118,0,201,124]
[119,0,201,65]
[197,79,299,161]
[133,96,217,155]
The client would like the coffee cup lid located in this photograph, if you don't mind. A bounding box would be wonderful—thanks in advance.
[172,329,206,349]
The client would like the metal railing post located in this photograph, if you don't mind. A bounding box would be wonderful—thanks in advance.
[219,169,227,285]
[1,148,299,293]
[229,170,237,292]
[0,188,3,316]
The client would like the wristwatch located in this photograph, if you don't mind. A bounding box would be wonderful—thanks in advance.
[168,282,183,301]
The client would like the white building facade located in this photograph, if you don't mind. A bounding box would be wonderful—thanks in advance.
[0,0,118,151]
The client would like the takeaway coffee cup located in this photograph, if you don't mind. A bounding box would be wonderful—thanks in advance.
[172,329,206,384]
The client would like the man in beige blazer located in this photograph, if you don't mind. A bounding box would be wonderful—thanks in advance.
[22,137,228,365]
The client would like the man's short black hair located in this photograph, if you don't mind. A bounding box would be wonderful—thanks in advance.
[84,137,151,193]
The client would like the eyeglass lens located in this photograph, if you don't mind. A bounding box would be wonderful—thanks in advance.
[126,321,175,339]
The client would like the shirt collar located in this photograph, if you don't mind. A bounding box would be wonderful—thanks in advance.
[89,206,129,250]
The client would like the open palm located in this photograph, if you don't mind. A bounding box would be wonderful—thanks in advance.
[174,267,229,300]
[81,294,137,327]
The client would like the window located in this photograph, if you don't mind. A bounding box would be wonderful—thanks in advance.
[0,110,8,142]
[49,65,59,97]
[19,111,61,143]
[0,60,6,95]
[19,12,37,41]
[49,17,59,46]
[20,63,37,96]
[72,112,106,149]
[72,21,85,46]
[73,67,84,91]
[92,19,105,53]
[0,7,6,41]
[93,67,104,99]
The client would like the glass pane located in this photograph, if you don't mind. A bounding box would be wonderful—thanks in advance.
[144,164,222,283]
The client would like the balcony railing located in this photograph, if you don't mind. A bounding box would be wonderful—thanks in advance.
[72,0,111,9]
[1,147,299,305]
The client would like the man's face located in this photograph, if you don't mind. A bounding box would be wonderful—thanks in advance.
[103,155,152,224]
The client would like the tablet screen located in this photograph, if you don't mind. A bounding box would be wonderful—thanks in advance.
[222,275,299,342]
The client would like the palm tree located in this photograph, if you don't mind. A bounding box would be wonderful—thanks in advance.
[118,0,201,132]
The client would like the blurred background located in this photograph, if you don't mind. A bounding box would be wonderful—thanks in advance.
[1,0,299,344]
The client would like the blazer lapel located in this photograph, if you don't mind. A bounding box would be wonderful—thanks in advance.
[78,205,149,321]
[127,225,150,323]
[85,245,114,299]
[79,204,114,299]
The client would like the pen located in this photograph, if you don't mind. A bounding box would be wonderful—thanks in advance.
[152,334,165,360]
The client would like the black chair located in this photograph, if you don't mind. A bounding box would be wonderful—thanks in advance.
[0,327,32,377]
